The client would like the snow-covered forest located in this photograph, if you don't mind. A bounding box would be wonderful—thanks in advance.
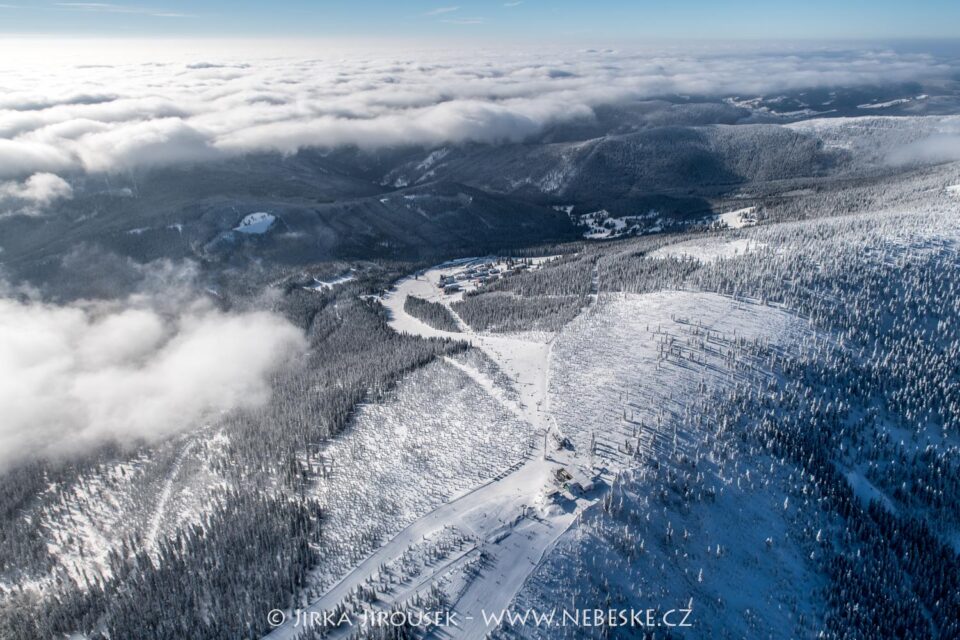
[1,48,960,639]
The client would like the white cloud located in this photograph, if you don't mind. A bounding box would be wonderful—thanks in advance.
[0,295,306,469]
[73,117,221,171]
[0,138,74,179]
[0,172,73,216]
[887,134,960,166]
[0,45,952,183]
[425,5,459,16]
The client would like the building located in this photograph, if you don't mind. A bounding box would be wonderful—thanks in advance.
[568,467,595,494]
[553,466,595,494]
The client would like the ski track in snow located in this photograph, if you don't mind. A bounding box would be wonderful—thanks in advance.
[144,440,195,552]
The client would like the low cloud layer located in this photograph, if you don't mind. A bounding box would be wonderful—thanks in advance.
[0,172,73,216]
[0,295,306,469]
[0,45,953,184]
[887,134,960,165]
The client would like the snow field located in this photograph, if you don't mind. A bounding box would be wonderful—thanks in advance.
[649,236,766,262]
[508,290,829,638]
[266,258,593,639]
[711,205,758,229]
[549,291,808,469]
[233,211,277,234]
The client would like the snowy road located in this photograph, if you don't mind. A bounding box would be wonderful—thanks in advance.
[265,262,598,640]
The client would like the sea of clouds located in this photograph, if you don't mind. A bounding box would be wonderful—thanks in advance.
[0,44,954,189]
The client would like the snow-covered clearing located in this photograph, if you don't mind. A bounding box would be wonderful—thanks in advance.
[509,291,827,639]
[306,271,356,291]
[650,236,765,262]
[844,469,897,514]
[382,264,556,420]
[574,209,655,239]
[233,211,276,234]
[711,206,758,229]
[550,291,809,469]
[384,270,472,332]
[144,440,195,553]
[26,431,226,591]
[37,453,157,588]
[384,257,557,335]
[857,98,912,110]
[579,210,631,239]
[303,354,536,589]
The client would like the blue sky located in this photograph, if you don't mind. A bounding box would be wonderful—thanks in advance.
[1,1,959,40]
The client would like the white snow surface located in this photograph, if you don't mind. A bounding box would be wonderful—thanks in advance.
[711,206,758,229]
[857,98,912,109]
[233,211,276,234]
[650,236,765,262]
[303,354,537,586]
[509,291,826,639]
[307,271,356,291]
[549,291,809,466]
[16,431,227,593]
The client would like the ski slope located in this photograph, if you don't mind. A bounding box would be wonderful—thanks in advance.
[266,264,594,640]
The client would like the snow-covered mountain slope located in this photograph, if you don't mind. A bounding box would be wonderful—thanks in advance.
[266,264,576,639]
[0,430,228,598]
[501,168,960,639]
[303,353,536,592]
[549,291,810,468]
[788,114,960,166]
[263,258,828,639]
[271,164,960,639]
[3,121,960,640]
[512,291,827,639]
